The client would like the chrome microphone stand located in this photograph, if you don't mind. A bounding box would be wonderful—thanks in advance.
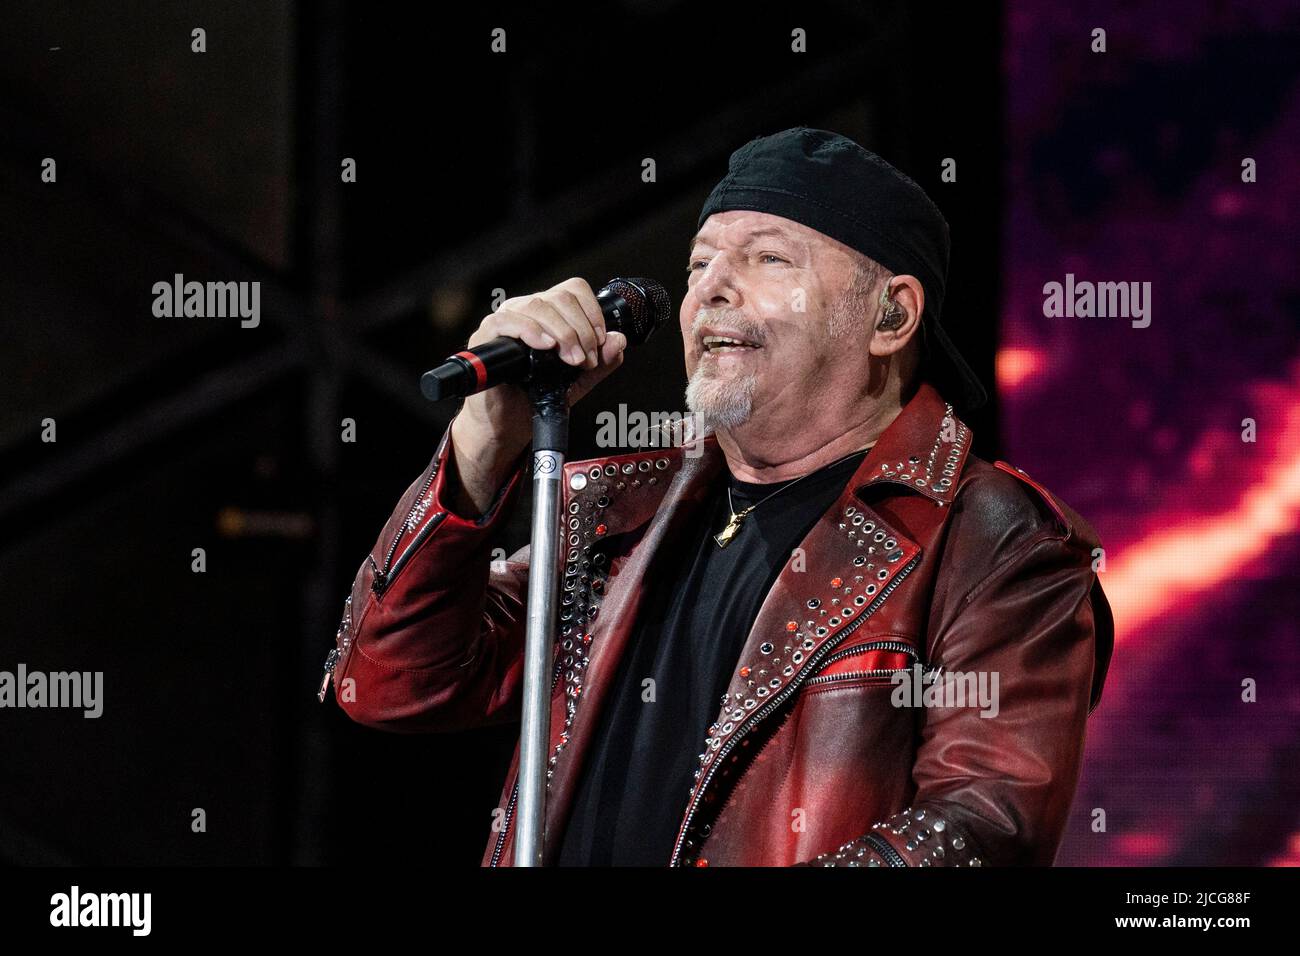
[513,357,573,866]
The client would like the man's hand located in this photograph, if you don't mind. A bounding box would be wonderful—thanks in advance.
[448,277,628,517]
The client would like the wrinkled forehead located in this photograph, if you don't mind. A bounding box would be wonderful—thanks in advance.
[689,210,852,261]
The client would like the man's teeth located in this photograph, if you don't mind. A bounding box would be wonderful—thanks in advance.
[703,335,758,351]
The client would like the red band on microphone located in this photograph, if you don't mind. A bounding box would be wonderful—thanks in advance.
[455,350,489,391]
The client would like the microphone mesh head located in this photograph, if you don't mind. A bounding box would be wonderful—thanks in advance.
[604,277,671,345]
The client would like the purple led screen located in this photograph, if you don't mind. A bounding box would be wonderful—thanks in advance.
[1002,3,1300,865]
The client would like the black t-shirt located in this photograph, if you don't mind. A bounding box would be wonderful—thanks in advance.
[555,449,869,866]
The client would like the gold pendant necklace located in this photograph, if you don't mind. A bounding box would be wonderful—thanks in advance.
[713,444,874,549]
[713,494,756,548]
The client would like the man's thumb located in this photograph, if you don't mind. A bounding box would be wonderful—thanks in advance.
[600,330,628,361]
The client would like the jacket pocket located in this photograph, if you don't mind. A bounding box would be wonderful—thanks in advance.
[802,637,918,692]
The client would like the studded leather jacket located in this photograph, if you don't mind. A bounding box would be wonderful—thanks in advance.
[319,381,1114,867]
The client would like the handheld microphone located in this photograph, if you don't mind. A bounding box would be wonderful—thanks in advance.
[420,277,670,402]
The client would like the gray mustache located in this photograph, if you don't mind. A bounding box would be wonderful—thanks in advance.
[691,309,768,346]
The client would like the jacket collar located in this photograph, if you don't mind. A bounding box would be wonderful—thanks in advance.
[851,381,973,507]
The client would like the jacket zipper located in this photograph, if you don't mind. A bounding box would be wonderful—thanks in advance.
[317,594,355,703]
[669,550,923,867]
[317,647,341,702]
[864,831,909,866]
[807,640,915,673]
[372,464,443,595]
[803,639,926,687]
[372,511,447,595]
[318,463,442,700]
[490,780,520,867]
[804,667,907,687]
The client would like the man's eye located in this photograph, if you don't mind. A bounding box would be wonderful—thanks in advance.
[759,254,788,264]
[687,260,708,272]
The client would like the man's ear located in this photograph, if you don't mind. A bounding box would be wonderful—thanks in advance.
[868,274,924,358]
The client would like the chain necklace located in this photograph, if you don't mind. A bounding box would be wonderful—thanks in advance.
[713,444,875,549]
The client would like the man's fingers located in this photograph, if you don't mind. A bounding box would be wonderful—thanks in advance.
[474,312,559,353]
[557,284,607,348]
[497,305,585,367]
[531,299,600,367]
[466,280,608,369]
[599,330,627,362]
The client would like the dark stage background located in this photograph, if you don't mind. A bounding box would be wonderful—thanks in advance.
[0,1,1294,867]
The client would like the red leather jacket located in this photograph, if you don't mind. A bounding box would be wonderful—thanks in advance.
[320,381,1114,867]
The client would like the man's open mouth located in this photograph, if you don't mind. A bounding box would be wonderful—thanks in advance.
[701,335,761,353]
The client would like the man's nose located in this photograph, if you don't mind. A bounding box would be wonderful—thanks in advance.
[692,255,740,307]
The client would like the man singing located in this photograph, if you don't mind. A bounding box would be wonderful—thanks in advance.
[319,127,1114,867]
